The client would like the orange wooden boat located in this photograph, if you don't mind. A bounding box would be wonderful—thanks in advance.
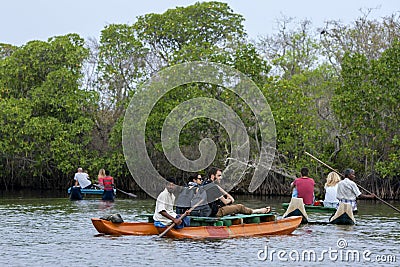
[163,216,302,239]
[91,214,302,239]
[91,218,159,235]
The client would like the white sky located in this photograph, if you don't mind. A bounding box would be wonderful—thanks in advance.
[1,0,399,46]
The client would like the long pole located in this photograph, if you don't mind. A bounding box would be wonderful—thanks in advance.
[116,188,137,198]
[93,184,137,198]
[305,151,400,213]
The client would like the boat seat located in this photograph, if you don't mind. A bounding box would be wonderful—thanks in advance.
[138,213,276,226]
[189,213,275,226]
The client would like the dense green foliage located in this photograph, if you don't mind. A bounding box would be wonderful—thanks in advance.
[1,2,399,198]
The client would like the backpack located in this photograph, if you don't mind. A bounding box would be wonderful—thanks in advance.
[175,187,196,214]
[189,186,211,217]
[175,186,211,217]
[100,213,124,223]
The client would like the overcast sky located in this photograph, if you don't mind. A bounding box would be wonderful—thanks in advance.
[1,0,399,46]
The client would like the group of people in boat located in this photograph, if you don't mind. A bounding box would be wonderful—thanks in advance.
[291,167,376,213]
[152,167,271,229]
[72,167,115,201]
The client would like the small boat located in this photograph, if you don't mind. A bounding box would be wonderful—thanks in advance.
[282,203,337,213]
[91,214,303,239]
[68,186,116,200]
[283,198,355,225]
[329,203,355,225]
[282,197,309,223]
[92,218,159,235]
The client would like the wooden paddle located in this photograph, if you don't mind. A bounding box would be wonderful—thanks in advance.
[305,151,400,213]
[93,184,137,198]
[116,188,137,198]
[158,199,204,238]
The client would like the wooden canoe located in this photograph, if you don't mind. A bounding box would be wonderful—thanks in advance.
[163,216,302,239]
[91,218,159,235]
[329,203,355,225]
[91,214,302,239]
[282,203,337,212]
[282,197,309,223]
[67,187,117,195]
[283,198,355,225]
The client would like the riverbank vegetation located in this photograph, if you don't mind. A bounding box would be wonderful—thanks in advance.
[1,2,399,198]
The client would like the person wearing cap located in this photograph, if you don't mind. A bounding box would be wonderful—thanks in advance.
[336,168,376,212]
[153,178,190,229]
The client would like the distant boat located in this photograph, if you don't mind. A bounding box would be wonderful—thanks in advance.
[91,213,303,239]
[67,186,116,200]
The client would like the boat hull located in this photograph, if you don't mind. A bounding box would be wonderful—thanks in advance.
[91,218,159,235]
[329,213,355,225]
[91,216,302,239]
[68,187,118,195]
[282,203,336,212]
[165,216,302,239]
[67,187,117,201]
[329,203,356,225]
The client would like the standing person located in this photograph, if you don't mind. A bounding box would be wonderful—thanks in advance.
[101,170,115,201]
[323,172,341,208]
[153,178,190,229]
[205,167,270,217]
[290,167,315,205]
[336,168,375,212]
[74,167,92,189]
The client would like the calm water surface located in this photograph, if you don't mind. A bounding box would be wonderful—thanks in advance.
[0,191,399,267]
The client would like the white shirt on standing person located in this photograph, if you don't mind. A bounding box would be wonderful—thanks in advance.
[74,168,91,189]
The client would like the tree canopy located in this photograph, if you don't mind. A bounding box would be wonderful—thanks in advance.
[1,2,399,198]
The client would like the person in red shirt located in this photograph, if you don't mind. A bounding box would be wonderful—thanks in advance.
[291,167,315,205]
[99,170,115,201]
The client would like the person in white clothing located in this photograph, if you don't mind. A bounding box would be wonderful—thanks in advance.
[153,178,189,229]
[336,168,375,212]
[323,172,341,208]
[74,168,92,189]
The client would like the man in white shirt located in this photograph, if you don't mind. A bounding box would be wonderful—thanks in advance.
[336,168,375,212]
[153,178,189,229]
[74,168,92,189]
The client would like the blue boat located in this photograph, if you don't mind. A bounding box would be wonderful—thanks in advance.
[67,187,116,200]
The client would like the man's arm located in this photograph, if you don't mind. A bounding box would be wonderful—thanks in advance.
[159,210,182,225]
[217,186,234,205]
[358,193,376,199]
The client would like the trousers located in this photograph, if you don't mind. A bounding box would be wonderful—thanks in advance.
[216,204,253,217]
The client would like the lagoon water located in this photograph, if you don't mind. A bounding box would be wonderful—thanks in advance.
[0,191,399,267]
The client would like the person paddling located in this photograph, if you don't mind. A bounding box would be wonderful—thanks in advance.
[153,178,190,229]
[336,168,376,212]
